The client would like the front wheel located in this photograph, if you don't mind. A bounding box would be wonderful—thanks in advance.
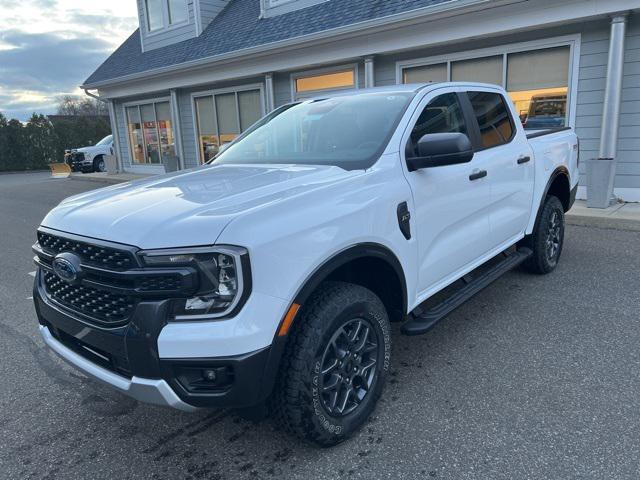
[93,156,106,173]
[522,195,565,274]
[273,282,391,446]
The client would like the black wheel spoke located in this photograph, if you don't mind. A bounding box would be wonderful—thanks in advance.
[323,373,340,392]
[349,320,362,343]
[321,357,339,375]
[336,386,353,414]
[352,326,370,352]
[360,358,376,375]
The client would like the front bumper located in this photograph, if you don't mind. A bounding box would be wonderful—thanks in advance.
[39,325,196,411]
[34,271,287,410]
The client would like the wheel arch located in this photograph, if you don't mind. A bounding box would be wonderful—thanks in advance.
[545,167,571,212]
[292,243,408,325]
[529,167,571,235]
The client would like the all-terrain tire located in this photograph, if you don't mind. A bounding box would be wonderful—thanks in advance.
[273,281,391,446]
[521,195,565,274]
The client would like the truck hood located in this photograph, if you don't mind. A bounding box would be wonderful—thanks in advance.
[74,146,100,154]
[42,164,359,249]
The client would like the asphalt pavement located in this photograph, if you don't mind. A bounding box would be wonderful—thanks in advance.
[1,171,639,480]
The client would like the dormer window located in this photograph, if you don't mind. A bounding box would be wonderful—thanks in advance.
[145,0,189,32]
[261,0,328,18]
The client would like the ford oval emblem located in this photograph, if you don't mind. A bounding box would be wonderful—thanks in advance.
[52,253,82,284]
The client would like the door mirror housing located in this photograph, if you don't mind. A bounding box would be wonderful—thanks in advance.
[407,132,474,172]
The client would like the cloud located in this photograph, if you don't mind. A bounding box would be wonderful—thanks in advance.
[0,0,57,7]
[0,1,137,121]
[0,30,118,120]
[70,13,138,34]
[0,30,112,93]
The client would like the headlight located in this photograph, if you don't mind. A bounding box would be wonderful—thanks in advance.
[140,246,249,320]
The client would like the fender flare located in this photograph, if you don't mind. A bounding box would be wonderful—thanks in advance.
[291,242,408,313]
[530,166,570,234]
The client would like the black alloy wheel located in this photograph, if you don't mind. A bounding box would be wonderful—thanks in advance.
[319,318,379,417]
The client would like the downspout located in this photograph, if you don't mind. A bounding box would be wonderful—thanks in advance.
[588,13,628,208]
[84,89,122,173]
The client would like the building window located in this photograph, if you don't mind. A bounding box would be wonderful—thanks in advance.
[293,68,356,98]
[126,100,177,167]
[145,0,188,32]
[399,40,575,129]
[403,63,447,84]
[452,56,503,86]
[167,0,188,24]
[194,87,264,163]
[507,46,570,130]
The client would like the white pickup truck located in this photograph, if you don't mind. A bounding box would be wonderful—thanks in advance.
[65,134,113,173]
[33,83,578,446]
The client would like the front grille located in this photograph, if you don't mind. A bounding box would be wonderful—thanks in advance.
[43,271,135,327]
[38,231,136,271]
[72,152,85,160]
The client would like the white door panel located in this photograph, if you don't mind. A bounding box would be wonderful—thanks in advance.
[401,88,493,297]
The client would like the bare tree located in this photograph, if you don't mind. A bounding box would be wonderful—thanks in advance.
[57,95,108,116]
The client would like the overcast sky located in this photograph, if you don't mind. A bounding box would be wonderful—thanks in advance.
[0,0,138,121]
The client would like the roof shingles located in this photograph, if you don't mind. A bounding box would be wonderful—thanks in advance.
[84,0,456,85]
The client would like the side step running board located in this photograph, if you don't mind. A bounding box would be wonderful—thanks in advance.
[401,248,532,336]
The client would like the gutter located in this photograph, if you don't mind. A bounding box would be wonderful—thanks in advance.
[81,0,524,90]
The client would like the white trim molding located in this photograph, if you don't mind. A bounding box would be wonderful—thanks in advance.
[395,34,582,129]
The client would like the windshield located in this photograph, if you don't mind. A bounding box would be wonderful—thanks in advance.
[96,135,113,146]
[214,92,414,170]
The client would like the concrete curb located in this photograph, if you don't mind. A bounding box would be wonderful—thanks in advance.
[566,214,640,231]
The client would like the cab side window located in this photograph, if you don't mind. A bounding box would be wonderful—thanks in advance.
[466,91,515,149]
[407,93,467,158]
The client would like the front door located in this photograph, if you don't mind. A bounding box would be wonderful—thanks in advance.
[401,89,494,298]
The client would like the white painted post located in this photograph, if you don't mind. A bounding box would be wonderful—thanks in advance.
[265,73,276,113]
[107,100,121,173]
[170,89,185,170]
[364,56,375,88]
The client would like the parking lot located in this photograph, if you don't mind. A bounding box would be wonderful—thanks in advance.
[1,171,640,480]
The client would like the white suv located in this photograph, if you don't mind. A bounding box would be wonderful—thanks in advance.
[33,83,578,445]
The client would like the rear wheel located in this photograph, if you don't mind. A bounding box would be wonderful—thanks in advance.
[273,282,391,446]
[522,195,565,274]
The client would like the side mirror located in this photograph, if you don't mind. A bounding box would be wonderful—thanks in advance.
[407,132,474,172]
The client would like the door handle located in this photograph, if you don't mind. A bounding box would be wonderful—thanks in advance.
[517,156,531,165]
[469,170,487,181]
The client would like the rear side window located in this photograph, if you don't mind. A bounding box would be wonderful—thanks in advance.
[408,93,467,158]
[467,91,515,149]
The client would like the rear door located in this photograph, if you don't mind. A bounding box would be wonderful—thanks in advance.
[401,88,494,298]
[464,90,535,247]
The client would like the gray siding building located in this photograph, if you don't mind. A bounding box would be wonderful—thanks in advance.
[84,0,640,201]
